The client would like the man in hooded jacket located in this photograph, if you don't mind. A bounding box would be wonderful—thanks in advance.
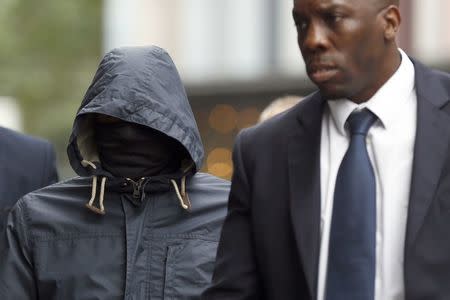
[0,46,230,300]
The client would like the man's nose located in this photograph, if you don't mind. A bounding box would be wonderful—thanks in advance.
[302,21,330,52]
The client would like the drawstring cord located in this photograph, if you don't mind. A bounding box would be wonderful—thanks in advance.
[85,176,107,215]
[170,176,191,211]
[82,160,191,213]
[82,160,107,215]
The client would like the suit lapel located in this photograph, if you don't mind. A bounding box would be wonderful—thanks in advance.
[288,92,324,299]
[405,60,450,249]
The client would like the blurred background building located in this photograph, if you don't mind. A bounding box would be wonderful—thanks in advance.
[1,0,449,179]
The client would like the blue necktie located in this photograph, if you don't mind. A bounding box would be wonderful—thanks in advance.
[325,108,377,300]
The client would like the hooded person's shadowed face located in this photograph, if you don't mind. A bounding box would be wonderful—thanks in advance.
[93,114,183,179]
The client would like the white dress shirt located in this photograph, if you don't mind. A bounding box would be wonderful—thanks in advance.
[317,49,417,300]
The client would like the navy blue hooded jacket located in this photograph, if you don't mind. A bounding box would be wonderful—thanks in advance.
[0,46,230,300]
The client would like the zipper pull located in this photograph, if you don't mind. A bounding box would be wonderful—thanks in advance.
[126,177,146,199]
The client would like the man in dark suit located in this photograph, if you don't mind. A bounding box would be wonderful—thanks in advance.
[0,126,58,230]
[203,0,450,299]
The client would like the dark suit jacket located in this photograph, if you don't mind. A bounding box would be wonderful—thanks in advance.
[203,60,450,300]
[0,127,58,230]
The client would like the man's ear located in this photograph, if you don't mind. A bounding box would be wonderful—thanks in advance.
[382,5,401,41]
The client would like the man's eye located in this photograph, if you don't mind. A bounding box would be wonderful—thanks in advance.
[325,13,344,24]
[294,20,308,31]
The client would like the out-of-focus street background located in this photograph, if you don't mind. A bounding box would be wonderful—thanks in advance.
[1,0,449,180]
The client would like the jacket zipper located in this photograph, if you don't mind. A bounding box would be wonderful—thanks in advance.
[126,177,147,199]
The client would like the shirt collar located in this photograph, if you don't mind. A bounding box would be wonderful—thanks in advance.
[328,49,416,135]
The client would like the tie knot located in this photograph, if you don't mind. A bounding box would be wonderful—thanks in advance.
[346,108,377,136]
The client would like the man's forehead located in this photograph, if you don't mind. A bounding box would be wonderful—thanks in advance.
[293,0,360,8]
[293,0,394,7]
[293,0,393,13]
[293,0,361,12]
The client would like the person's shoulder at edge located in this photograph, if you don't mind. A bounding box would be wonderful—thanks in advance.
[0,126,53,149]
[0,125,57,174]
[410,56,450,87]
[0,126,58,186]
[432,67,450,86]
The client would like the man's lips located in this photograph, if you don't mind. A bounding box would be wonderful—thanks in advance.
[308,65,340,83]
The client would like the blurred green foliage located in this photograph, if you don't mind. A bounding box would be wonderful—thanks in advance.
[0,0,102,177]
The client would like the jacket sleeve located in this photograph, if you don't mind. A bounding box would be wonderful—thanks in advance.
[0,198,38,300]
[202,130,262,300]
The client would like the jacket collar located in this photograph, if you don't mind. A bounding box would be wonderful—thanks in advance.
[288,91,325,299]
[405,59,450,249]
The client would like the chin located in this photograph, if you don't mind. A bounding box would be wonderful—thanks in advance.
[317,85,349,100]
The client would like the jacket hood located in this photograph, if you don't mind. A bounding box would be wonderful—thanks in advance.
[67,46,204,178]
